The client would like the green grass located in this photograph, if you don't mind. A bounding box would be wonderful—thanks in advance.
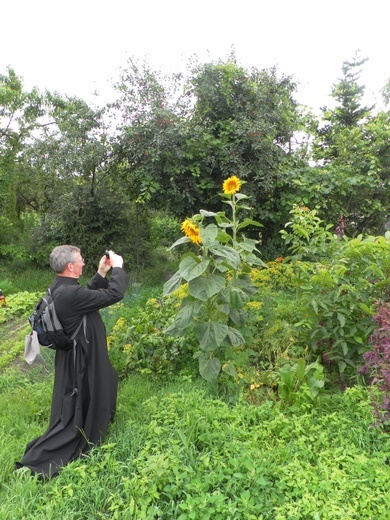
[1,370,389,519]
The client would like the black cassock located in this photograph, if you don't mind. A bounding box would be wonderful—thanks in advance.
[17,267,129,477]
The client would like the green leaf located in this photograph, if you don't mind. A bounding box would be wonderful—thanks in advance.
[234,275,258,296]
[236,237,260,253]
[214,213,229,225]
[179,256,210,282]
[237,218,263,231]
[244,254,268,268]
[218,222,234,229]
[210,246,241,270]
[168,236,190,251]
[295,359,306,382]
[163,270,183,297]
[337,313,346,327]
[188,274,225,301]
[228,308,248,327]
[200,209,219,217]
[235,204,252,211]
[226,326,245,347]
[198,355,221,382]
[357,302,372,313]
[220,285,248,309]
[164,323,185,337]
[338,360,346,373]
[234,193,250,201]
[200,224,218,246]
[194,321,229,351]
[216,230,232,243]
[222,361,238,378]
[165,299,202,335]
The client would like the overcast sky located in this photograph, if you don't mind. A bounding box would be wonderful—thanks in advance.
[2,0,389,113]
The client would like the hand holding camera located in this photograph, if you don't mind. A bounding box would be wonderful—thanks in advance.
[104,250,124,269]
[98,250,124,276]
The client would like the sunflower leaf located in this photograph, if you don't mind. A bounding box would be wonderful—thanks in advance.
[168,236,190,251]
[179,256,210,281]
[163,270,183,296]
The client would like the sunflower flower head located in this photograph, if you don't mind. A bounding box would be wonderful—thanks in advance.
[181,218,202,245]
[223,175,242,195]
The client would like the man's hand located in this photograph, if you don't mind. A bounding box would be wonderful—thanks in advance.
[97,250,124,277]
[110,252,124,268]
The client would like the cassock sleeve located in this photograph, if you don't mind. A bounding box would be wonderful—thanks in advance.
[66,268,129,315]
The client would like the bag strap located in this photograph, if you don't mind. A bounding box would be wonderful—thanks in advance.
[48,285,88,397]
[34,285,67,321]
[49,284,88,341]
[48,283,67,301]
[71,315,86,341]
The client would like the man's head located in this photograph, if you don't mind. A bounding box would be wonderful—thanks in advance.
[49,245,85,278]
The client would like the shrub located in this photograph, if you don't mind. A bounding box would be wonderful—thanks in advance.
[107,293,197,378]
[282,206,390,378]
[0,291,41,324]
[360,301,390,425]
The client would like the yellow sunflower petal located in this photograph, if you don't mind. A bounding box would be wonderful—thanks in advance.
[181,219,202,245]
[223,175,242,195]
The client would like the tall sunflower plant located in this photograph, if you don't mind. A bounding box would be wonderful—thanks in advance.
[163,176,266,383]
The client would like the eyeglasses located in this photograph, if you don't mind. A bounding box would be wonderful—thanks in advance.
[72,257,85,264]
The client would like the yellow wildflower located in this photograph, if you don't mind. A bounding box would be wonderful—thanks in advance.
[123,343,133,354]
[146,298,160,308]
[115,317,126,329]
[246,301,263,310]
[181,219,202,245]
[223,175,242,195]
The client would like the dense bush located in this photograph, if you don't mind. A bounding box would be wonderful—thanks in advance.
[360,301,390,425]
[281,206,390,377]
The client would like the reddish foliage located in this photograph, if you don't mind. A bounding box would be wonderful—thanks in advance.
[360,301,390,425]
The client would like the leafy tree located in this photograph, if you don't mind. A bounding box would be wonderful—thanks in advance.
[181,58,303,233]
[0,68,43,220]
[25,94,141,266]
[287,55,390,235]
[113,56,304,246]
[327,53,372,128]
[112,58,192,215]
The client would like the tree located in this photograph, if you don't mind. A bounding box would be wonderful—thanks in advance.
[289,54,390,235]
[327,53,373,128]
[26,94,138,265]
[0,68,43,220]
[113,56,304,245]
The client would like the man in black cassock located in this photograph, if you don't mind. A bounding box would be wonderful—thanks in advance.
[16,245,129,478]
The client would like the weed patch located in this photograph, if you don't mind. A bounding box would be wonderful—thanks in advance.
[2,377,388,519]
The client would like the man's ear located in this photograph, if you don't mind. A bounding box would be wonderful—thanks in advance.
[65,262,74,273]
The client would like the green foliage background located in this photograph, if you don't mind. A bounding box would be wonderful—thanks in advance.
[1,50,390,519]
[1,52,389,274]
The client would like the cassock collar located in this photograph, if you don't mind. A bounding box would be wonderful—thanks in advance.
[51,275,79,291]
